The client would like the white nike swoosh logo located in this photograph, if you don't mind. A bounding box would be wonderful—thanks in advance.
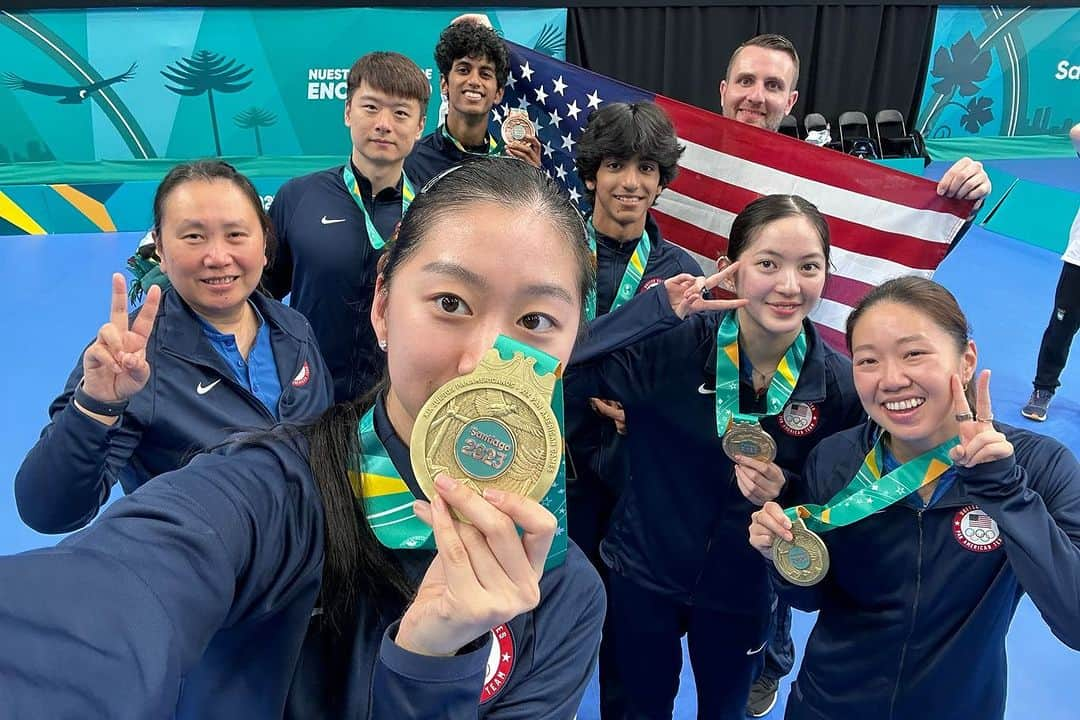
[698,383,716,395]
[321,216,346,225]
[746,640,768,656]
[196,379,222,395]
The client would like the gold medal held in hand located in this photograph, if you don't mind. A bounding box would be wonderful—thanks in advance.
[410,347,562,512]
[772,517,829,586]
[722,421,777,463]
[501,108,536,145]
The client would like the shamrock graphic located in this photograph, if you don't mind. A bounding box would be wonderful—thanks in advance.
[930,32,991,98]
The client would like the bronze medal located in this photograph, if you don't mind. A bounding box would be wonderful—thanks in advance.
[501,108,536,145]
[722,421,777,463]
[410,348,562,516]
[772,517,830,586]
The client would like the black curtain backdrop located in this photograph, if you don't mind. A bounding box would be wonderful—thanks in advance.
[567,5,937,132]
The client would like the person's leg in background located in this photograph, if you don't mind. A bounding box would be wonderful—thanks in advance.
[1024,262,1080,421]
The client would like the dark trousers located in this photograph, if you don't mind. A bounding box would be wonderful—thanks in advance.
[566,475,625,718]
[761,598,795,682]
[1034,262,1080,391]
[606,571,771,720]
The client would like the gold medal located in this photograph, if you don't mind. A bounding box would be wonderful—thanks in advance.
[772,517,830,587]
[501,108,536,145]
[722,421,777,463]
[410,347,562,513]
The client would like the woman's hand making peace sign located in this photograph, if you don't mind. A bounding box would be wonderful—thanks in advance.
[949,369,1013,468]
[80,274,162,408]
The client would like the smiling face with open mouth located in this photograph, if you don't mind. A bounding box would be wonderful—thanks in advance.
[719,45,798,132]
[441,55,503,121]
[586,154,663,241]
[156,179,268,326]
[850,301,978,460]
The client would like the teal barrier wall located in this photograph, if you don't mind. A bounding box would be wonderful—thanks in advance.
[0,8,566,162]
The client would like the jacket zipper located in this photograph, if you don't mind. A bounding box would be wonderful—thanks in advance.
[888,508,924,720]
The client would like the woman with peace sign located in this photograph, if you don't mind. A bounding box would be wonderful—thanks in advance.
[749,276,1080,720]
[15,160,333,533]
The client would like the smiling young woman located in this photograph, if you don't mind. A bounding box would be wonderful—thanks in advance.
[565,194,866,718]
[750,276,1080,720]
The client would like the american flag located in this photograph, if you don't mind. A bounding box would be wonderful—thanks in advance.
[968,512,994,529]
[495,42,976,350]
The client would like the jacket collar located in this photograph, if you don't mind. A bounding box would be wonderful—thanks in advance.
[156,288,305,364]
[700,315,828,403]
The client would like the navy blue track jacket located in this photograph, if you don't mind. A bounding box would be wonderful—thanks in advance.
[778,422,1080,720]
[567,302,865,615]
[266,165,405,404]
[15,288,332,534]
[565,214,703,502]
[405,128,497,187]
[0,395,605,719]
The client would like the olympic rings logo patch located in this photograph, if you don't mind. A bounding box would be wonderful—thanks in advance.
[953,504,1003,553]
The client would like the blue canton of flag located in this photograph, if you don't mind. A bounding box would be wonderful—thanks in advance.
[493,42,652,214]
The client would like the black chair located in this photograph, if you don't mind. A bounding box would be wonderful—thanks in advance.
[875,109,920,159]
[838,111,879,158]
[779,114,799,138]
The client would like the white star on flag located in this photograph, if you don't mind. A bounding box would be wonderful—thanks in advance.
[548,108,563,129]
[552,75,567,95]
[534,85,548,104]
[516,95,530,111]
[560,132,575,151]
[542,140,554,158]
[555,164,567,180]
[504,72,515,88]
[586,90,603,109]
[566,100,581,120]
[568,186,581,204]
[519,61,534,81]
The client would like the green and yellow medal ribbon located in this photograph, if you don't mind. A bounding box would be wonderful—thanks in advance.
[584,218,652,321]
[440,123,500,156]
[714,311,807,437]
[786,434,960,534]
[342,163,416,250]
[350,335,568,570]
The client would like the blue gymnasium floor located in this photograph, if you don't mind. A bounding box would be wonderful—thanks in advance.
[0,224,1078,718]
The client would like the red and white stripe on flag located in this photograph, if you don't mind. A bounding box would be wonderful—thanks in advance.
[650,96,976,351]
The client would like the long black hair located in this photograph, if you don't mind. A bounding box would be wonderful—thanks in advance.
[307,157,593,645]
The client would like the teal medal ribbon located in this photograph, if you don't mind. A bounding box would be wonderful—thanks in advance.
[786,434,960,534]
[714,312,807,437]
[440,123,500,156]
[352,335,568,569]
[342,163,415,250]
[584,218,652,321]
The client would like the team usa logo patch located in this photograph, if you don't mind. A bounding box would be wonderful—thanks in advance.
[953,504,1003,553]
[291,362,311,387]
[778,401,819,437]
[479,623,515,704]
[639,276,664,293]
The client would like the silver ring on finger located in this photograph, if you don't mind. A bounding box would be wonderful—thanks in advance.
[954,412,974,422]
[976,414,994,422]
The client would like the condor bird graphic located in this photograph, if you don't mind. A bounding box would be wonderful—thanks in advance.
[1,63,136,104]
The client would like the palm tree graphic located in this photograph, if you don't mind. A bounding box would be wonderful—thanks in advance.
[162,50,252,156]
[233,106,277,155]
